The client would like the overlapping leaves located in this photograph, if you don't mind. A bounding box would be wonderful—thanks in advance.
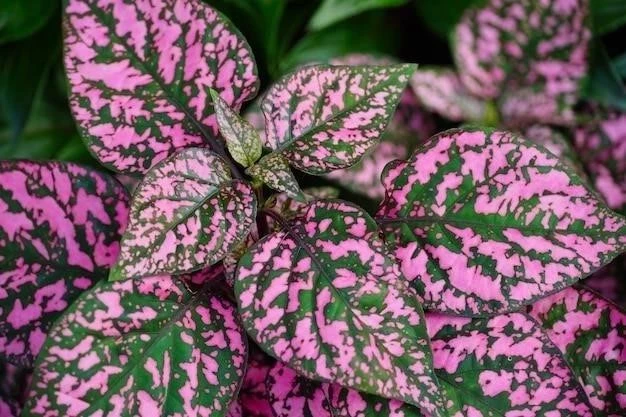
[377,128,626,315]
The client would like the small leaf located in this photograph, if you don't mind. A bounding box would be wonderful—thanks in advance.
[110,148,256,280]
[247,153,306,202]
[22,276,246,416]
[427,312,594,416]
[235,199,445,416]
[210,88,262,168]
[529,286,626,415]
[63,0,259,174]
[0,160,128,367]
[454,0,590,125]
[377,128,626,316]
[410,67,486,122]
[261,64,416,174]
[308,0,407,31]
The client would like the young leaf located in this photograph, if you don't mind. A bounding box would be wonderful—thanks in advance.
[454,0,590,125]
[427,312,594,416]
[377,128,626,316]
[22,276,246,416]
[261,64,416,174]
[210,89,262,168]
[410,67,487,122]
[247,153,306,202]
[235,199,445,416]
[264,186,340,221]
[0,160,128,367]
[529,286,626,414]
[63,0,259,174]
[110,148,256,280]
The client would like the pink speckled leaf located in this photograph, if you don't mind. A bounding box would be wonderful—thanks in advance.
[524,125,586,177]
[261,64,416,174]
[410,67,487,122]
[529,286,626,415]
[63,0,259,174]
[22,276,246,417]
[427,311,594,417]
[454,0,590,125]
[377,128,626,316]
[235,199,445,416]
[574,112,626,215]
[0,160,129,367]
[110,148,256,280]
[247,153,306,202]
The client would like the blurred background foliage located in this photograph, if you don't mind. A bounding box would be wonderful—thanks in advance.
[0,0,625,166]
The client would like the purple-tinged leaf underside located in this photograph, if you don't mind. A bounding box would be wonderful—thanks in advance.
[235,199,445,416]
[22,276,246,417]
[427,312,594,417]
[377,128,626,316]
[247,153,306,202]
[410,67,487,122]
[0,160,128,367]
[239,347,275,417]
[454,0,590,125]
[529,286,626,415]
[63,0,259,174]
[110,148,256,280]
[583,256,626,308]
[261,64,416,174]
[266,361,424,417]
[0,360,30,417]
[210,89,262,168]
[574,112,626,215]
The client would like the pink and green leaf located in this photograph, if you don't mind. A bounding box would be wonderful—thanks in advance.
[110,148,257,280]
[454,0,590,125]
[427,311,594,416]
[0,160,128,367]
[524,125,587,178]
[247,153,306,202]
[235,199,445,416]
[22,276,246,416]
[377,128,626,316]
[529,285,626,415]
[261,64,416,174]
[63,0,259,174]
[210,88,262,168]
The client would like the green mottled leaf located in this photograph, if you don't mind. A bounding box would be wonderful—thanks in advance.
[308,0,408,31]
[247,153,305,202]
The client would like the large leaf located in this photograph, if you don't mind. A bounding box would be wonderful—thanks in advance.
[22,276,246,416]
[63,0,259,174]
[0,160,128,367]
[454,0,590,125]
[261,64,415,174]
[427,312,594,416]
[308,0,408,31]
[110,148,256,280]
[235,199,445,416]
[0,1,56,44]
[529,286,626,415]
[591,0,626,35]
[377,128,626,316]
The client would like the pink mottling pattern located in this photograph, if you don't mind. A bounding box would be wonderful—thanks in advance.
[22,276,246,416]
[111,148,256,280]
[63,0,259,174]
[261,64,415,174]
[0,161,128,367]
[235,199,445,416]
[247,153,305,202]
[529,285,626,415]
[427,311,594,416]
[524,125,586,177]
[454,0,589,125]
[377,128,626,315]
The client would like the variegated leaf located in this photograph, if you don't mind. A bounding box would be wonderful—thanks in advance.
[235,199,445,416]
[261,64,416,174]
[454,0,590,125]
[210,88,262,168]
[427,312,594,417]
[264,187,340,220]
[524,125,584,174]
[529,286,626,415]
[63,0,259,174]
[22,276,246,417]
[410,67,487,122]
[0,160,128,367]
[247,153,306,202]
[110,148,256,280]
[377,128,626,316]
